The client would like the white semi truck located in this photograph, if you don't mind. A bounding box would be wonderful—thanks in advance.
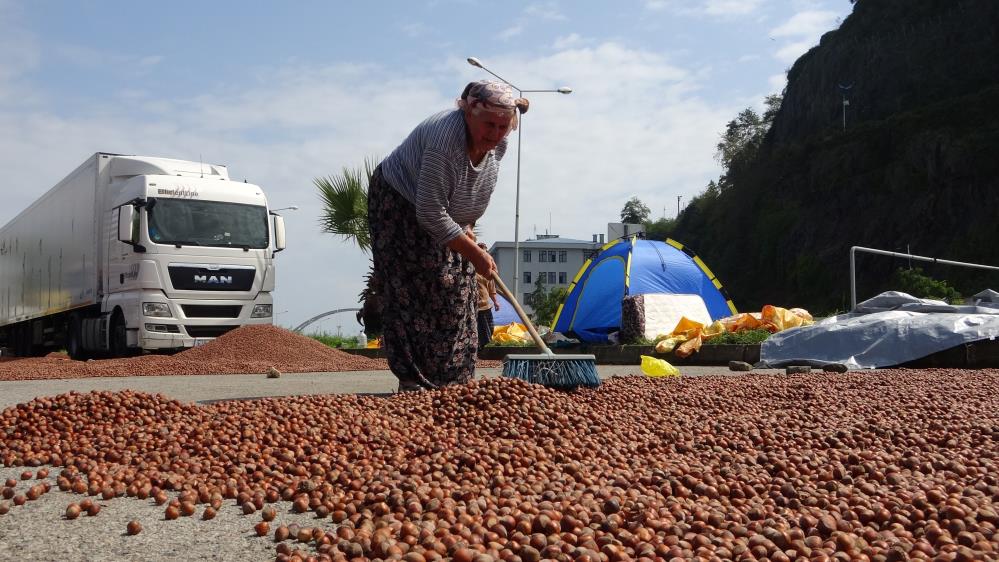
[0,152,287,358]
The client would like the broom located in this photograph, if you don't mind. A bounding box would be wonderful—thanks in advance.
[491,272,600,390]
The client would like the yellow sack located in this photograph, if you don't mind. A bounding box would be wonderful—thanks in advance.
[722,313,763,332]
[641,355,680,377]
[761,305,815,333]
[654,337,681,353]
[366,338,381,349]
[492,322,531,344]
[670,316,705,337]
[701,320,727,340]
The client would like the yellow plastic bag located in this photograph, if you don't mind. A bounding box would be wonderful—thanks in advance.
[640,355,680,378]
[492,322,531,344]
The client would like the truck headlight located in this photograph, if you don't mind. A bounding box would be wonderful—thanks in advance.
[143,302,172,317]
[251,304,272,318]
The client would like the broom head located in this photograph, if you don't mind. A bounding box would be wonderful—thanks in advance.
[501,353,600,390]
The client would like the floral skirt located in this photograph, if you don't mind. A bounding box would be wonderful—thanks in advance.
[368,166,478,390]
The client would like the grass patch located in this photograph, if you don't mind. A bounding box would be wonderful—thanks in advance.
[702,329,772,345]
[308,332,362,349]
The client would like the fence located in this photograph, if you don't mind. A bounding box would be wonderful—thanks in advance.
[850,246,999,309]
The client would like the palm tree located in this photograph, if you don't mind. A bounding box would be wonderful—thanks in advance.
[315,157,382,336]
[315,157,377,251]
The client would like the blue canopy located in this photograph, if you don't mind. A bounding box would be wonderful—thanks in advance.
[551,237,736,343]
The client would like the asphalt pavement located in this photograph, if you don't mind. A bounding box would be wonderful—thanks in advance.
[0,365,783,409]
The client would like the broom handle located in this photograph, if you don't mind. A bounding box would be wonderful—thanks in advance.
[491,271,553,355]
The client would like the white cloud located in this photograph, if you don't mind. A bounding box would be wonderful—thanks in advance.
[553,33,584,50]
[703,0,764,16]
[768,72,786,93]
[525,2,566,20]
[0,42,738,328]
[0,2,40,104]
[643,0,764,17]
[769,9,839,64]
[497,24,524,41]
[774,39,816,63]
[769,10,838,38]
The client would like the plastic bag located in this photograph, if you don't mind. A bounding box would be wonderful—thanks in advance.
[640,355,680,377]
[492,323,531,344]
[654,337,680,353]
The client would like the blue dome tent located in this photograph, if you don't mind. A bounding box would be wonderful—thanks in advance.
[492,293,520,326]
[550,237,737,343]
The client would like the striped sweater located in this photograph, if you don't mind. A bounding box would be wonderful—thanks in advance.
[380,109,508,244]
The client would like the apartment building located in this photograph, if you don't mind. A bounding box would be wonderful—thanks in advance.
[488,234,603,310]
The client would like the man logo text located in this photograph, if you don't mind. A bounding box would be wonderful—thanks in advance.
[194,275,233,284]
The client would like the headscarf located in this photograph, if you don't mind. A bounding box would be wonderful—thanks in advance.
[457,80,518,115]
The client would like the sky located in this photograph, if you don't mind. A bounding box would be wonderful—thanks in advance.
[0,0,851,333]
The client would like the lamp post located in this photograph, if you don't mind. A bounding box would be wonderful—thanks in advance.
[270,205,299,214]
[838,83,853,131]
[467,56,572,301]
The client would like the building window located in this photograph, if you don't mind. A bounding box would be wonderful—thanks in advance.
[549,272,556,284]
[559,272,567,284]
[522,249,531,263]
[524,293,532,303]
[523,271,531,285]
[538,251,547,263]
[558,250,567,263]
[549,250,557,262]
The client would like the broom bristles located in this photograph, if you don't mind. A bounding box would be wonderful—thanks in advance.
[501,355,601,390]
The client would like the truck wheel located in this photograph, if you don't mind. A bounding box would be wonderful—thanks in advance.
[67,316,89,361]
[109,311,129,358]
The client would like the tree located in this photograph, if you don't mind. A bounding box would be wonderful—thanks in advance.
[620,197,651,224]
[891,267,963,304]
[526,277,568,327]
[643,217,676,241]
[315,157,377,252]
[715,94,782,179]
[315,157,382,335]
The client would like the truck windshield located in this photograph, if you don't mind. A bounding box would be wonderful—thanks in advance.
[147,198,269,249]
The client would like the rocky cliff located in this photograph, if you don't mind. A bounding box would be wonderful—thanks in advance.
[673,0,999,314]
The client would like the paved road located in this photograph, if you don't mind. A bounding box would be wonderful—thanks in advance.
[0,365,783,409]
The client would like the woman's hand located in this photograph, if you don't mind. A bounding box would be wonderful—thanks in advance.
[471,248,497,278]
[447,231,496,278]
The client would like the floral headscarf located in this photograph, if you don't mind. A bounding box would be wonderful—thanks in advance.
[457,80,517,114]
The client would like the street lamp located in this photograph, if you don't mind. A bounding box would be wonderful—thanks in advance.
[467,56,572,300]
[270,205,299,213]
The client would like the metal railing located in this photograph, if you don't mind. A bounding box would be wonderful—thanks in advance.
[850,246,999,309]
[293,308,361,333]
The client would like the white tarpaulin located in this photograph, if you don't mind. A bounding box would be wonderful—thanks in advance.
[759,291,999,369]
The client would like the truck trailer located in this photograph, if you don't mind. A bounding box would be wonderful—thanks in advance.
[0,152,287,358]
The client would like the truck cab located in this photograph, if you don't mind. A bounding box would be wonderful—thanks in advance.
[105,158,285,354]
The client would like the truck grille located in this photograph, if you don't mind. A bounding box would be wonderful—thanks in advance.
[184,325,238,338]
[181,305,242,318]
[168,264,255,291]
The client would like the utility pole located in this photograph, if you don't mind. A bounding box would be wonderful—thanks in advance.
[838,83,853,131]
[676,195,682,217]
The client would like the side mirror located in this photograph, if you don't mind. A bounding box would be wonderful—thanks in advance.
[117,206,136,244]
[273,215,286,251]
